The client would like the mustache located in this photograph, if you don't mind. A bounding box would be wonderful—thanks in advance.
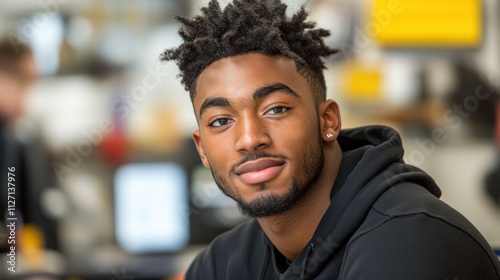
[230,152,289,174]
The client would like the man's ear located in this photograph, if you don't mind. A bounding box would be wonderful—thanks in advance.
[318,99,342,142]
[192,129,210,168]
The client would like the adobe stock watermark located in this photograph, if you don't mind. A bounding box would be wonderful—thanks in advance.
[386,72,499,186]
[338,0,404,61]
[287,230,462,279]
[110,267,135,280]
[180,179,244,222]
[286,235,340,279]
[407,74,498,166]
[51,63,169,182]
[7,0,73,53]
[179,203,201,224]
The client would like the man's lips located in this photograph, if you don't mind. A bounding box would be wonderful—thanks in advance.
[234,158,286,185]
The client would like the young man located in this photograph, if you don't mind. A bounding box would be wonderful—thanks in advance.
[161,1,500,279]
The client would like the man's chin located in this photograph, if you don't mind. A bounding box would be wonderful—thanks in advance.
[235,186,301,218]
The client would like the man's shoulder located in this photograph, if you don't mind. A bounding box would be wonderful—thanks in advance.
[368,183,496,252]
[185,219,267,280]
[341,184,500,279]
[371,183,481,232]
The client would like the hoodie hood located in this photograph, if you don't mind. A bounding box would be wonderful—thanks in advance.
[273,125,441,279]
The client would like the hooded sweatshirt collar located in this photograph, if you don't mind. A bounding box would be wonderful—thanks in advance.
[263,125,440,279]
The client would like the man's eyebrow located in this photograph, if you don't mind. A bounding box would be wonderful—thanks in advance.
[199,97,232,119]
[253,82,300,100]
[198,83,299,119]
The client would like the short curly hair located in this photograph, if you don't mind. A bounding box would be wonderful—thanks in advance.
[160,0,337,104]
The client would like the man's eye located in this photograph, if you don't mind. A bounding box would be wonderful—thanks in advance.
[266,106,290,115]
[210,118,232,127]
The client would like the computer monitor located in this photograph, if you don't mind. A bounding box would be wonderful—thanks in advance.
[114,162,189,253]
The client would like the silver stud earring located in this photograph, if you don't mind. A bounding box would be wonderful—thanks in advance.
[326,133,333,138]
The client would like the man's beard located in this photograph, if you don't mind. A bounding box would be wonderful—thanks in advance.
[209,129,325,218]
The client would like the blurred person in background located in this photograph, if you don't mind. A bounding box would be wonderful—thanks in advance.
[161,0,500,279]
[0,37,59,254]
[0,39,35,123]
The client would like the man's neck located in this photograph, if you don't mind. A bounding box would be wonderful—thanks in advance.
[257,142,343,262]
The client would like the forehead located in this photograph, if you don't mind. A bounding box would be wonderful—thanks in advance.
[193,53,311,108]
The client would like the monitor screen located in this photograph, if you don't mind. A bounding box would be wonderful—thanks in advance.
[114,163,189,253]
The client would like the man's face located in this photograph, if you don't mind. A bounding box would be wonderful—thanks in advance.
[0,72,23,120]
[192,53,326,218]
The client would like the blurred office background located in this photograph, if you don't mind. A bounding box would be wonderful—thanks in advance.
[0,0,499,279]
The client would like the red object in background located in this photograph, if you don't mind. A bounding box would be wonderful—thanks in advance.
[100,127,128,165]
[496,101,500,145]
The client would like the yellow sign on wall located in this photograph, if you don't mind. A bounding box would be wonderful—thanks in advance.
[370,0,482,47]
[340,63,383,103]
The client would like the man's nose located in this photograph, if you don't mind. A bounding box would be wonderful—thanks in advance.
[234,115,271,152]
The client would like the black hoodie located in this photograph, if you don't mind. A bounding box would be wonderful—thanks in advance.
[186,126,500,280]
